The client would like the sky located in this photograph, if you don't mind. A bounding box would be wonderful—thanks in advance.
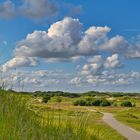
[0,0,140,93]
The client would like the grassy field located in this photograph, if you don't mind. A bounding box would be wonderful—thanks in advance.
[0,89,139,140]
[90,94,140,131]
[115,108,140,131]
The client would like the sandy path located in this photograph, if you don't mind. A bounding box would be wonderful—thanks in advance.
[102,112,140,140]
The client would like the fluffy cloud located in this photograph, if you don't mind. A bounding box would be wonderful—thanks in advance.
[20,0,57,19]
[15,17,126,59]
[2,17,127,71]
[71,70,140,87]
[1,17,140,72]
[14,17,83,59]
[126,47,140,58]
[0,0,83,20]
[0,68,140,92]
[1,57,37,72]
[125,38,140,59]
[104,54,122,68]
[0,0,57,19]
[70,77,81,85]
[81,55,104,75]
[0,0,16,19]
[81,54,122,76]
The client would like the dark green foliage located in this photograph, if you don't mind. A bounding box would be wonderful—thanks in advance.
[100,100,111,106]
[33,91,80,98]
[91,100,102,106]
[73,99,87,106]
[121,101,133,107]
[73,99,111,107]
[42,95,51,103]
[85,101,92,106]
[78,100,87,106]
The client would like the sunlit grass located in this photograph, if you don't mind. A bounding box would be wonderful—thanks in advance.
[0,90,99,140]
[115,108,140,131]
[0,90,128,140]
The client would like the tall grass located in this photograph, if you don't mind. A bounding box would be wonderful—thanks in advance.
[0,90,98,140]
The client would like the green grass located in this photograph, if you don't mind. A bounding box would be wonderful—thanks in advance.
[28,95,127,140]
[115,108,140,131]
[0,90,99,140]
[0,90,129,140]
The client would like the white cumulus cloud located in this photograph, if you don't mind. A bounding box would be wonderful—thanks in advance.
[1,57,37,72]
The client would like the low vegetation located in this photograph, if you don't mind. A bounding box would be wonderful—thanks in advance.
[0,89,139,140]
[42,94,51,103]
[0,90,99,140]
[115,108,140,131]
[73,99,111,107]
[120,101,133,107]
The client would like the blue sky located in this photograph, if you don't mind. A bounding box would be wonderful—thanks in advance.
[0,0,140,92]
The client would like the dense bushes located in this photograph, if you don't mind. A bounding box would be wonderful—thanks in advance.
[100,100,111,106]
[73,99,111,107]
[34,91,80,98]
[42,95,51,103]
[121,101,133,107]
[73,98,135,107]
[92,100,102,106]
[73,100,86,106]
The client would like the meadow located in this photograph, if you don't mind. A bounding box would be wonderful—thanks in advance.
[0,89,139,140]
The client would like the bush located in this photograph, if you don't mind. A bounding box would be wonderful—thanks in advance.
[73,100,80,106]
[132,103,136,107]
[78,100,87,106]
[42,95,51,103]
[85,101,92,106]
[56,96,62,103]
[91,99,102,106]
[121,101,132,107]
[73,99,111,107]
[73,99,86,106]
[100,100,111,106]
[112,102,118,107]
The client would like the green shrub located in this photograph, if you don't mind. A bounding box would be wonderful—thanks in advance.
[73,99,86,106]
[78,100,87,106]
[121,101,132,107]
[132,103,136,107]
[56,96,62,103]
[85,101,92,106]
[112,102,118,107]
[100,100,111,106]
[91,99,102,106]
[42,95,51,103]
[73,99,111,107]
[73,100,80,106]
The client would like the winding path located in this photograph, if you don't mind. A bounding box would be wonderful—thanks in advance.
[102,112,140,140]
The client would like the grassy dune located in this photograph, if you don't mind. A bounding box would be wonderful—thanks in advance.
[115,108,140,131]
[0,90,128,140]
[0,90,99,140]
